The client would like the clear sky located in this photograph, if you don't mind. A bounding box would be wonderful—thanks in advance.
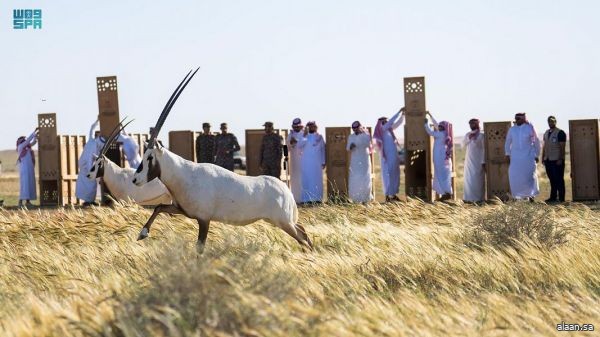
[1,0,598,150]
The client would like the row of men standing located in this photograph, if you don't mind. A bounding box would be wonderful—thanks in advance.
[193,111,567,204]
[14,110,570,207]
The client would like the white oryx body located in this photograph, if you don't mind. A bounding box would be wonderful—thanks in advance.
[133,147,310,251]
[88,157,172,206]
[148,148,295,225]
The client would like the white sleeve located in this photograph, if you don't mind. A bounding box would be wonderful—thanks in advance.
[88,120,99,140]
[391,114,404,130]
[430,115,439,129]
[504,129,512,156]
[424,122,434,136]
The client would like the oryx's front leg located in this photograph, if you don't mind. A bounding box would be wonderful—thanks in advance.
[138,204,185,240]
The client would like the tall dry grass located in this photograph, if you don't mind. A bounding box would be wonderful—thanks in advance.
[1,200,599,336]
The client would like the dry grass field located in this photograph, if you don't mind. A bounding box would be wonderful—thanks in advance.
[1,200,599,336]
[1,145,599,336]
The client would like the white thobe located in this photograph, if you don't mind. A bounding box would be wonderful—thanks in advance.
[347,132,373,203]
[76,121,100,202]
[298,133,325,202]
[425,118,453,195]
[118,133,141,169]
[286,130,304,202]
[462,131,485,202]
[378,112,404,196]
[17,131,37,200]
[505,123,541,199]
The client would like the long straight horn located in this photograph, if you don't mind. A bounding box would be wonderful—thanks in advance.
[148,69,193,145]
[99,117,128,155]
[156,67,200,133]
[101,119,134,157]
[148,67,200,147]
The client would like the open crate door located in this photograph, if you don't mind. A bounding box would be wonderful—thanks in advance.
[404,77,434,201]
[569,119,600,201]
[484,121,511,201]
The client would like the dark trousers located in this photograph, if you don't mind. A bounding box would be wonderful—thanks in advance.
[544,160,565,201]
[261,163,281,179]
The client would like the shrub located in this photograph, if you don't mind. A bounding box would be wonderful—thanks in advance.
[465,202,570,250]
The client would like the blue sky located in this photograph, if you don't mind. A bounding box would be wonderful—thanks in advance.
[1,0,598,149]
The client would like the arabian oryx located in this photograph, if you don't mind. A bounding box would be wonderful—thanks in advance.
[132,68,312,253]
[87,120,172,206]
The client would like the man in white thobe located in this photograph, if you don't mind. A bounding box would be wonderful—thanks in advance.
[424,111,453,200]
[17,128,39,207]
[373,107,405,202]
[347,121,373,203]
[505,113,541,200]
[76,119,101,206]
[298,121,325,203]
[286,118,304,203]
[462,118,486,202]
[118,130,142,169]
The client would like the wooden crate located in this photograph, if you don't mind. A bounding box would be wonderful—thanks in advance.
[96,76,120,138]
[245,129,287,179]
[59,135,85,205]
[569,119,600,201]
[38,113,86,206]
[484,121,511,201]
[403,76,433,201]
[169,130,196,162]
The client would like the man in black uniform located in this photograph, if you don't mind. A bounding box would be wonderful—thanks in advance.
[260,121,283,178]
[541,115,567,203]
[215,122,240,171]
[196,122,216,163]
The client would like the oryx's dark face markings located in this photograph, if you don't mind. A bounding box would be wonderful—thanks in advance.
[96,160,105,178]
[87,158,104,179]
[135,161,143,174]
[147,153,161,181]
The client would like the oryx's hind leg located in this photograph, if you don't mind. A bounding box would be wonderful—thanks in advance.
[294,224,313,249]
[280,223,313,250]
[137,204,185,241]
[196,219,211,254]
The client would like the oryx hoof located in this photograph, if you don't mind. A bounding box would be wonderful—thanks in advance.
[137,228,149,241]
[196,242,205,255]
